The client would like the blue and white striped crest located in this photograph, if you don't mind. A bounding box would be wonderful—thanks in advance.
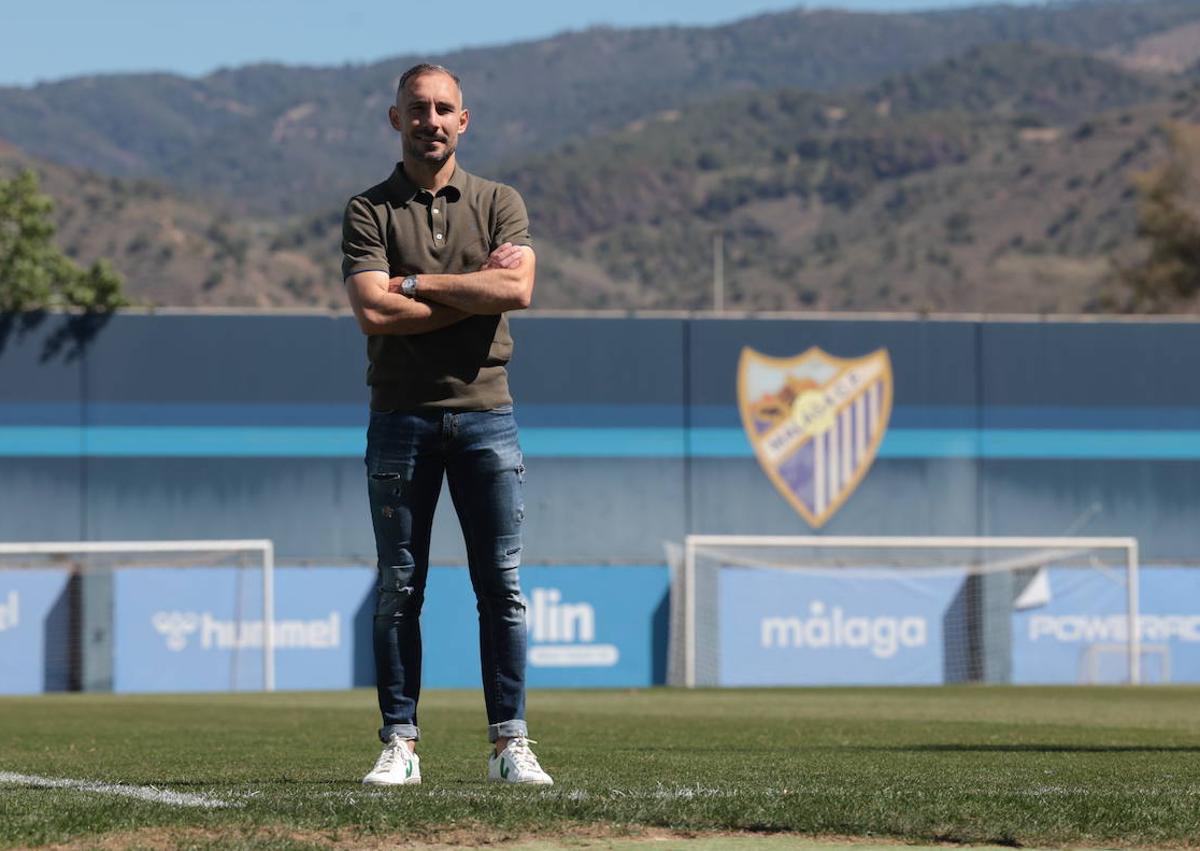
[737,347,893,528]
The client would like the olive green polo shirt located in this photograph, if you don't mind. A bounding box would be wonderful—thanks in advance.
[341,163,532,411]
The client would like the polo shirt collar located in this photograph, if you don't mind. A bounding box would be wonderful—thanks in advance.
[388,162,466,204]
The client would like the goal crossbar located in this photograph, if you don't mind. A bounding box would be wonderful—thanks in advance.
[0,539,276,691]
[681,534,1141,688]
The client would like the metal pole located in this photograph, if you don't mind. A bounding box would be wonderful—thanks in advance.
[262,542,276,692]
[684,538,696,688]
[0,539,274,555]
[1127,540,1140,685]
[684,534,1138,551]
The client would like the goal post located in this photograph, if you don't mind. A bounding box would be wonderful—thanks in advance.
[0,539,276,692]
[670,534,1141,688]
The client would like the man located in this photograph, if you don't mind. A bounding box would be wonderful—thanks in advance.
[341,62,551,786]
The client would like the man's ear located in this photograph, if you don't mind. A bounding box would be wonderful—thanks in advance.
[388,105,403,132]
[459,107,470,136]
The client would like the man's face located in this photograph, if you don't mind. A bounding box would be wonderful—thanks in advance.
[389,71,468,166]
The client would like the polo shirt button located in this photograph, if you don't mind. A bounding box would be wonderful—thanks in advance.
[435,233,443,240]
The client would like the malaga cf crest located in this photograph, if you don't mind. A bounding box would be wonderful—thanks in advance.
[738,347,893,528]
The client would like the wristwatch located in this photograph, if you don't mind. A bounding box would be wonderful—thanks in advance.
[399,275,419,298]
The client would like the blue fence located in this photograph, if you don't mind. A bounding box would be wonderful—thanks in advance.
[710,564,1199,687]
[0,564,667,694]
[1,311,1198,692]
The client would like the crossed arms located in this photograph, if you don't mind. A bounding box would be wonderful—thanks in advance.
[345,243,535,336]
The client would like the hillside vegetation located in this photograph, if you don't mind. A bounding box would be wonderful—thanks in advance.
[282,43,1200,313]
[0,142,329,308]
[2,0,1199,216]
[2,1,1200,313]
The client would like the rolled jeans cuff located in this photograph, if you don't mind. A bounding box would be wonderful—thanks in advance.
[380,723,420,743]
[489,719,527,743]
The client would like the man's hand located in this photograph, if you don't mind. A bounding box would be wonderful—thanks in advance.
[387,244,535,314]
[347,270,469,335]
[481,242,524,271]
[385,244,524,296]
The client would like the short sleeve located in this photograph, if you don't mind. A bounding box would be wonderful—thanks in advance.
[491,185,533,251]
[341,196,390,280]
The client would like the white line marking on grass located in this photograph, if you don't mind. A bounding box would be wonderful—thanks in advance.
[0,772,234,809]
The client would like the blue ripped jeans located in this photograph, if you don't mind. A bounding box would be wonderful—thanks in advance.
[366,406,528,744]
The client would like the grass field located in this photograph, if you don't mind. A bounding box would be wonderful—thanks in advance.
[2,686,1200,849]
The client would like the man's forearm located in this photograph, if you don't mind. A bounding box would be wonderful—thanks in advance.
[347,271,469,335]
[365,294,468,335]
[411,249,535,314]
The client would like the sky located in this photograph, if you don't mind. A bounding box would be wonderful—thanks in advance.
[0,0,1050,87]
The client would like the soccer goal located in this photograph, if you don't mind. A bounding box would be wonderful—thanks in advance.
[666,535,1142,688]
[0,539,276,694]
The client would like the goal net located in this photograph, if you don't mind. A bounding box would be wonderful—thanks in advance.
[0,540,275,694]
[666,535,1143,688]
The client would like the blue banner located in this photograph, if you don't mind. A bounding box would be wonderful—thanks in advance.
[113,566,375,692]
[1012,566,1200,684]
[111,564,667,692]
[0,569,72,695]
[419,565,669,688]
[717,566,966,686]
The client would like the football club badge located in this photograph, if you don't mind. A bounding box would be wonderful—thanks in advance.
[737,347,893,528]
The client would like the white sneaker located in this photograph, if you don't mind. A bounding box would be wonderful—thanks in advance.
[488,737,553,785]
[362,736,421,786]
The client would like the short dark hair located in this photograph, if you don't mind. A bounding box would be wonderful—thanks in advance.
[396,63,462,99]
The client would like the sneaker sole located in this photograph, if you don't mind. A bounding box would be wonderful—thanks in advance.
[362,777,422,786]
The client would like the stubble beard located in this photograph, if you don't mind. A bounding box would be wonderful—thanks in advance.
[405,136,455,166]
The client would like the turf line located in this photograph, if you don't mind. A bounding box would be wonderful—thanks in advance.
[0,771,234,809]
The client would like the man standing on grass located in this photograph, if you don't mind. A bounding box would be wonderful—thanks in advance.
[341,62,551,787]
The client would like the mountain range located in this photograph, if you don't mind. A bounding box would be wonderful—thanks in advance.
[2,0,1200,313]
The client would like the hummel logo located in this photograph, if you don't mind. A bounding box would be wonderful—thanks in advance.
[500,758,510,779]
[152,611,200,651]
[150,610,341,651]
